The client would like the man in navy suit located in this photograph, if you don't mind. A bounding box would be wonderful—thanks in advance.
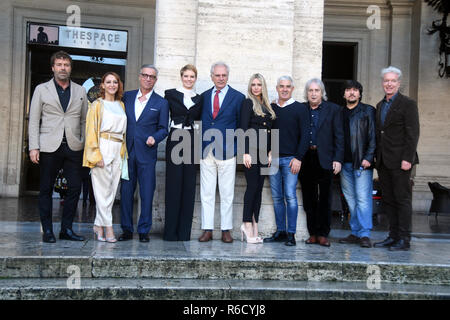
[119,65,169,242]
[299,78,344,247]
[198,62,245,243]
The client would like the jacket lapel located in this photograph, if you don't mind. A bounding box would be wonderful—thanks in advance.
[138,91,157,122]
[47,79,63,112]
[205,88,213,118]
[216,86,233,118]
[66,80,74,112]
[383,93,402,128]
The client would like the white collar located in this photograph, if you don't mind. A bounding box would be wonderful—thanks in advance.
[276,97,295,107]
[176,86,196,98]
[137,89,153,100]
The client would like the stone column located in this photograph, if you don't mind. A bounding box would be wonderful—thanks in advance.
[388,0,415,96]
[292,0,324,101]
[154,0,199,92]
[153,0,325,240]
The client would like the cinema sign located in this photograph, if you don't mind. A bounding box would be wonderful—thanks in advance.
[59,26,128,52]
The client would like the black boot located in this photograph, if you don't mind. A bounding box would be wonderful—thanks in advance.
[263,230,288,243]
[285,233,296,246]
[373,237,397,248]
[389,239,410,251]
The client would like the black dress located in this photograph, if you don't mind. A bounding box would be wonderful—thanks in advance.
[163,88,202,241]
[239,98,273,223]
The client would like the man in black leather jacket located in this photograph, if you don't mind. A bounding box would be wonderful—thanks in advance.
[338,80,376,248]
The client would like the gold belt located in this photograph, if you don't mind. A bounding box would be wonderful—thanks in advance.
[100,132,123,143]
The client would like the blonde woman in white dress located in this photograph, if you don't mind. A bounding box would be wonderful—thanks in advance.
[83,72,127,243]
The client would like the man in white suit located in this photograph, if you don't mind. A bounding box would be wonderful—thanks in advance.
[28,51,88,243]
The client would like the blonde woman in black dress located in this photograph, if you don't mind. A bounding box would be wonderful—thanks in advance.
[163,65,202,241]
[240,73,276,243]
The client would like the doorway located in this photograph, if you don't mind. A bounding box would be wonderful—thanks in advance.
[22,45,127,194]
[322,41,358,106]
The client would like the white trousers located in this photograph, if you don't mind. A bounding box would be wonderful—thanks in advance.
[200,151,236,230]
[91,138,122,227]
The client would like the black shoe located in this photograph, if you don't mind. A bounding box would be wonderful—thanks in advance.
[59,229,85,241]
[389,239,410,251]
[139,233,150,243]
[285,233,296,246]
[118,231,133,241]
[43,230,56,243]
[373,237,397,248]
[263,231,288,243]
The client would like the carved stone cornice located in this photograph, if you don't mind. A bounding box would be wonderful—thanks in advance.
[324,0,391,17]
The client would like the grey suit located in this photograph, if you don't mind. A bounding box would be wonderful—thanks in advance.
[28,78,88,234]
[29,79,88,152]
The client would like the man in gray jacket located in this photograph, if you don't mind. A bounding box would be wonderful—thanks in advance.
[28,51,88,243]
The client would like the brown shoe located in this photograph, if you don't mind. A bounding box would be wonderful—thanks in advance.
[221,230,233,243]
[318,236,331,247]
[198,231,213,242]
[360,237,372,248]
[305,235,317,244]
[338,234,360,244]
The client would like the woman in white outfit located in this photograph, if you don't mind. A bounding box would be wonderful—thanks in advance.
[83,72,127,242]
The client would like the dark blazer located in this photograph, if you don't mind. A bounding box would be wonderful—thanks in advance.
[345,102,376,169]
[305,100,344,170]
[164,89,202,128]
[239,98,273,159]
[123,89,169,163]
[201,86,245,160]
[375,92,420,169]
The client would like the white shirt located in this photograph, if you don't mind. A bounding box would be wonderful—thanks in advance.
[276,97,295,108]
[170,87,197,129]
[210,85,229,114]
[135,89,153,121]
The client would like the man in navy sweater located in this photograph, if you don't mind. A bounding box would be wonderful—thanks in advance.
[263,75,309,246]
[299,78,344,247]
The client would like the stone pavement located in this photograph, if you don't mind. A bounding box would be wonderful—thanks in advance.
[0,197,450,300]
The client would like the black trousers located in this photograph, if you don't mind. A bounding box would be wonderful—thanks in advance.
[39,143,83,232]
[164,129,197,241]
[243,163,266,223]
[378,162,413,242]
[299,150,333,237]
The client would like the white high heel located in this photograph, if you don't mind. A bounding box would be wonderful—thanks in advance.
[240,224,263,244]
[93,226,106,242]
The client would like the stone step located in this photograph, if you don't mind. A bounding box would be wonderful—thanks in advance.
[2,255,450,286]
[1,278,449,300]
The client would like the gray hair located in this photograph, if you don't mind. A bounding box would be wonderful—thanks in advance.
[140,64,159,76]
[276,75,294,87]
[210,61,230,76]
[304,78,328,101]
[381,66,402,80]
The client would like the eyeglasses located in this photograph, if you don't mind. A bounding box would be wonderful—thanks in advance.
[140,73,157,80]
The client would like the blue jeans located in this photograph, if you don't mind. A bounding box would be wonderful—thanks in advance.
[269,156,299,234]
[340,163,373,238]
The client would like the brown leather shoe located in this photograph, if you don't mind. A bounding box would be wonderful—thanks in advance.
[221,230,233,243]
[338,234,360,244]
[360,237,372,248]
[198,231,213,242]
[305,235,317,244]
[318,236,331,247]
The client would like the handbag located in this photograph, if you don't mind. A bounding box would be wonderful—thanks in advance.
[121,157,129,180]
